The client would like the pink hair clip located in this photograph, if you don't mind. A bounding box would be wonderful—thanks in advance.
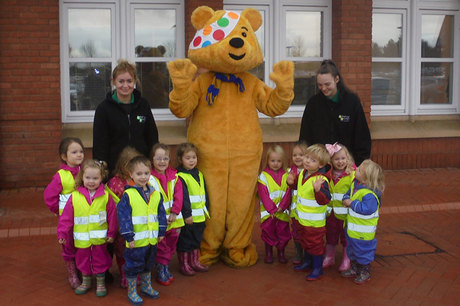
[325,142,342,156]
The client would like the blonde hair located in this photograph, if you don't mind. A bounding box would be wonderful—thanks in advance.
[265,144,287,171]
[176,143,199,167]
[75,159,108,188]
[359,159,385,193]
[305,144,330,167]
[114,146,142,180]
[292,141,308,156]
[112,59,138,85]
[332,144,355,175]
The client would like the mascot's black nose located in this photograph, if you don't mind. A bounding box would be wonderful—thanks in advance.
[229,37,244,48]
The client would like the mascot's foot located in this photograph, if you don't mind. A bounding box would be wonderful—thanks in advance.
[220,244,258,268]
[199,249,221,267]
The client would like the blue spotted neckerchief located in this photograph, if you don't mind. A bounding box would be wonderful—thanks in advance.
[206,73,245,105]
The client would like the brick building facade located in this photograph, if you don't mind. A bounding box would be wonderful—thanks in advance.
[0,0,459,189]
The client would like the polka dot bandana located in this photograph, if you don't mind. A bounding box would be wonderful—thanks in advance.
[189,11,240,50]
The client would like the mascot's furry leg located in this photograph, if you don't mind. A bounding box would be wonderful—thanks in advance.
[199,148,260,267]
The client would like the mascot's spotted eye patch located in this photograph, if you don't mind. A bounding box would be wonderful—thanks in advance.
[189,11,240,50]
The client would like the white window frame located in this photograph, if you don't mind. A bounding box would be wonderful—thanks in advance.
[59,0,185,123]
[372,0,460,116]
[225,0,332,119]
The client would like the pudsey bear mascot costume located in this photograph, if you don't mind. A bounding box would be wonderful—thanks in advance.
[168,6,294,267]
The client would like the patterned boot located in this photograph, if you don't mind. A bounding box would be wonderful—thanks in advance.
[96,273,107,297]
[127,276,143,305]
[322,244,336,268]
[140,272,160,299]
[354,264,371,284]
[341,260,358,278]
[155,264,171,286]
[292,241,303,265]
[189,249,209,272]
[306,255,323,281]
[177,252,195,276]
[164,265,174,283]
[75,274,91,295]
[65,260,81,289]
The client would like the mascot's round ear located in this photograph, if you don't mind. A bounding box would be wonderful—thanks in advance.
[191,6,215,30]
[242,8,262,32]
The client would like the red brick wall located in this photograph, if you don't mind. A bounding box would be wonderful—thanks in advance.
[0,0,61,188]
[332,0,373,125]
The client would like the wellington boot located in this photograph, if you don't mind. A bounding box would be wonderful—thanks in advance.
[127,277,143,305]
[96,273,107,297]
[190,249,209,272]
[322,244,336,268]
[65,260,81,289]
[338,246,351,272]
[140,272,160,299]
[306,255,323,281]
[177,252,195,276]
[75,274,91,295]
[277,248,287,264]
[292,241,303,265]
[294,252,312,272]
[264,243,273,264]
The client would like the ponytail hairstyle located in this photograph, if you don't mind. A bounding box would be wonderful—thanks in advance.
[75,159,108,188]
[317,59,351,94]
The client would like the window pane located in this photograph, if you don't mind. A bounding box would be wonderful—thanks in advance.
[421,15,453,58]
[137,62,170,109]
[135,9,176,57]
[68,9,111,58]
[420,62,452,104]
[371,62,401,106]
[249,62,265,82]
[286,12,322,57]
[292,61,321,105]
[70,62,112,111]
[372,13,402,57]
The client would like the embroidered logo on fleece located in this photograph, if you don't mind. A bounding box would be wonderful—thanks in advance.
[338,115,350,122]
[137,116,146,123]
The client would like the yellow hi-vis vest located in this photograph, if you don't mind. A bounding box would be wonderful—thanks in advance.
[106,186,120,204]
[58,169,76,216]
[327,171,355,220]
[177,172,209,223]
[125,188,161,248]
[295,170,328,228]
[72,190,109,248]
[258,171,290,223]
[149,174,184,230]
[346,183,380,241]
[287,167,301,219]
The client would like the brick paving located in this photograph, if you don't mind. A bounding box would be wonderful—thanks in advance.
[0,168,460,305]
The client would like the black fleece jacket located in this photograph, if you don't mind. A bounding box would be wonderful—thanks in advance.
[93,89,159,175]
[299,90,371,166]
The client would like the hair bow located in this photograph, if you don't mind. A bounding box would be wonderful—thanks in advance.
[325,142,342,156]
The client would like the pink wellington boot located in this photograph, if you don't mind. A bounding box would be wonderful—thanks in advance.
[177,252,195,276]
[338,246,351,272]
[322,244,336,268]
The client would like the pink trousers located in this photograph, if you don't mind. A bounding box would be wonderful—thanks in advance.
[75,244,112,275]
[325,213,347,246]
[156,228,180,265]
[260,217,291,250]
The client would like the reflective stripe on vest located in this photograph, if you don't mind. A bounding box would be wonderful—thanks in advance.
[125,188,161,247]
[149,175,184,230]
[327,172,354,220]
[295,170,328,228]
[58,169,76,216]
[72,190,109,248]
[346,183,380,240]
[177,172,209,223]
[258,171,290,223]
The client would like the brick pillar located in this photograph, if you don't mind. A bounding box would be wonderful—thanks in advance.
[332,0,373,125]
[185,0,223,53]
[0,0,61,188]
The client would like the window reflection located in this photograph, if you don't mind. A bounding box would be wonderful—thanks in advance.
[137,61,170,109]
[68,9,111,58]
[421,15,453,58]
[420,62,452,104]
[372,13,402,57]
[286,12,322,58]
[292,61,321,105]
[135,9,176,57]
[372,63,401,106]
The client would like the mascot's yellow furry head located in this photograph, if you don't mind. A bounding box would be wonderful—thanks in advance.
[188,7,263,74]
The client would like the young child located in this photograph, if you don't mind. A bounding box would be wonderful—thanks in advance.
[288,141,308,265]
[323,143,355,272]
[341,159,385,284]
[258,145,291,264]
[117,155,167,305]
[106,146,142,288]
[149,143,184,285]
[287,144,331,281]
[175,143,210,276]
[44,137,84,289]
[57,159,118,297]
